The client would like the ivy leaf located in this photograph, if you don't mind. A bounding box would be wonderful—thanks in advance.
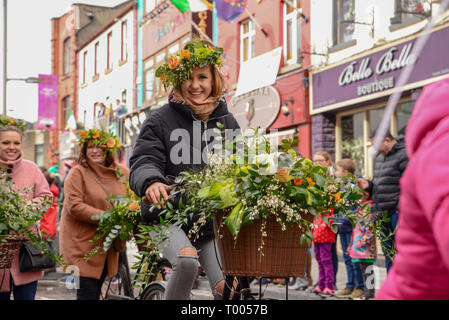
[224,203,244,237]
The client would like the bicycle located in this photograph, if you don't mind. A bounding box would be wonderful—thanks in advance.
[101,246,173,300]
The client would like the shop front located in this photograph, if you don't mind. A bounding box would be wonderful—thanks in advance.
[311,23,449,178]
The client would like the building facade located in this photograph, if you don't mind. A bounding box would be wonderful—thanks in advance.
[77,2,137,164]
[218,0,312,158]
[309,0,449,178]
[50,1,134,172]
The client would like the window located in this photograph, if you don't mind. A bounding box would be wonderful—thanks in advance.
[121,21,128,62]
[391,0,427,26]
[35,144,44,167]
[395,101,414,136]
[82,51,87,84]
[143,36,190,103]
[337,100,414,178]
[94,42,99,76]
[240,19,255,62]
[62,96,71,129]
[283,0,302,65]
[332,0,355,47]
[63,37,71,75]
[340,111,365,176]
[106,32,112,71]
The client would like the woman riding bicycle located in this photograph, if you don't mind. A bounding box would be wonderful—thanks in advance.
[129,38,240,300]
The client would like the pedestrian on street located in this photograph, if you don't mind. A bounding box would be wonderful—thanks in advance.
[376,78,449,299]
[357,130,408,273]
[129,38,240,300]
[311,208,336,296]
[312,151,338,287]
[334,159,364,299]
[39,169,59,253]
[0,116,53,300]
[59,129,129,300]
[347,188,376,300]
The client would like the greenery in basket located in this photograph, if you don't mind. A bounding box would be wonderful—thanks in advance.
[139,126,366,264]
[0,167,64,266]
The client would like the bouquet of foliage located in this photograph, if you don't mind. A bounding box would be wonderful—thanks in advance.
[0,168,63,265]
[83,183,141,261]
[146,127,364,256]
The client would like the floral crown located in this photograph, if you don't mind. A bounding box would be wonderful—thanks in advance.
[155,38,223,90]
[0,116,27,133]
[77,128,121,156]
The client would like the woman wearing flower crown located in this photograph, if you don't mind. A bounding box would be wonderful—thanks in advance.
[59,128,129,300]
[0,117,52,300]
[129,38,240,300]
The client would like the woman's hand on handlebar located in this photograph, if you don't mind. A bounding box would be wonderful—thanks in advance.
[145,182,174,208]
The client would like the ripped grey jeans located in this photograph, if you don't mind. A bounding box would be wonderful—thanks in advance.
[150,224,224,300]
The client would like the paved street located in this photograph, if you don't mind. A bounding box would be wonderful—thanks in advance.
[35,241,387,300]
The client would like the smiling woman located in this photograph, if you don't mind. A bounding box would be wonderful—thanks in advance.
[0,116,52,300]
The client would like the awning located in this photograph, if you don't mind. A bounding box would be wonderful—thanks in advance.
[234,47,283,97]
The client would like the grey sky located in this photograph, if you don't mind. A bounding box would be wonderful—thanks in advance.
[0,0,126,123]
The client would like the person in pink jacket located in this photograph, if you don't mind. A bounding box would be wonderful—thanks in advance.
[376,78,449,300]
[0,118,52,300]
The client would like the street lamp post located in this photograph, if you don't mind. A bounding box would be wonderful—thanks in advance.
[3,0,7,116]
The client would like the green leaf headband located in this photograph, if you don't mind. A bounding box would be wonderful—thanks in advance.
[155,39,224,90]
[77,128,121,156]
[0,116,27,133]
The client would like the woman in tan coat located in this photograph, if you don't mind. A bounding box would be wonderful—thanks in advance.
[59,129,129,300]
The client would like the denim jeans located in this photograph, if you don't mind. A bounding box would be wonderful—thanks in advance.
[339,232,364,290]
[0,277,38,300]
[379,212,399,273]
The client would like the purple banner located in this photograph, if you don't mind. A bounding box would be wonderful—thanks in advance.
[37,74,58,130]
[215,0,247,24]
[312,25,449,113]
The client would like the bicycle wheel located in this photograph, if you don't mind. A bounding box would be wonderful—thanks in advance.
[140,281,166,300]
[101,261,134,299]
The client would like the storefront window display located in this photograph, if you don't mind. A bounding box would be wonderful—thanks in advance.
[336,100,414,178]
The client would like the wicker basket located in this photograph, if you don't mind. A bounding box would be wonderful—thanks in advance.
[0,235,22,269]
[213,212,312,278]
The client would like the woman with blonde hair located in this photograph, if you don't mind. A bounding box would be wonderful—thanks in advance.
[129,38,240,300]
[0,117,52,300]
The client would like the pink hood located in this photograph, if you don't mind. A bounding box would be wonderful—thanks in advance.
[376,77,449,300]
[406,78,449,156]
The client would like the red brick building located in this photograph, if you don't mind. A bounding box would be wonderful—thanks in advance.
[49,2,133,172]
[218,0,312,158]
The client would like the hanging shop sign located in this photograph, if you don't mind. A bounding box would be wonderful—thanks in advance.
[311,24,449,115]
[228,85,280,132]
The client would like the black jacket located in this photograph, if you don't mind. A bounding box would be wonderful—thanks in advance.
[369,136,409,217]
[129,97,240,237]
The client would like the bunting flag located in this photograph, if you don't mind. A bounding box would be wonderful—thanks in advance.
[215,0,247,23]
[65,108,77,131]
[170,0,212,13]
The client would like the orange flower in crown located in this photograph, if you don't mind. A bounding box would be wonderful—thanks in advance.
[167,54,180,70]
[107,137,116,148]
[180,49,190,60]
[0,116,26,132]
[77,128,121,156]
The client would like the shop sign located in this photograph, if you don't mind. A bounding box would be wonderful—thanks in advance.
[228,86,280,132]
[142,6,191,58]
[311,25,449,114]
